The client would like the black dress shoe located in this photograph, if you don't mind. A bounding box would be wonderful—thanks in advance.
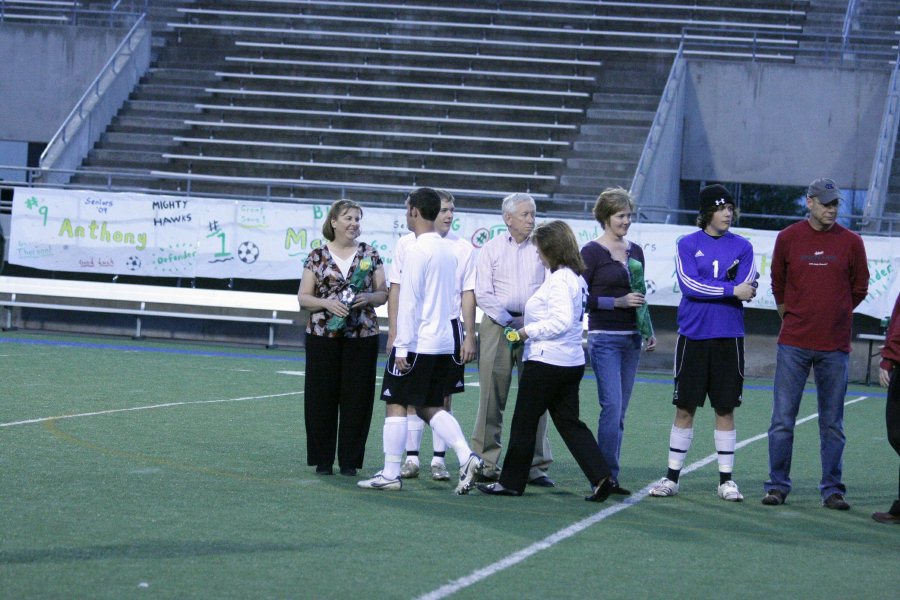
[477,483,522,496]
[610,480,632,496]
[315,465,334,475]
[476,471,501,483]
[527,475,555,488]
[585,477,613,503]
[339,467,358,476]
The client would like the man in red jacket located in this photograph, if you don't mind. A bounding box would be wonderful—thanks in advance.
[763,178,869,510]
[875,293,900,523]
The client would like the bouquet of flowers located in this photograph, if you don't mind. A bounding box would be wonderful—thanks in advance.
[627,257,654,340]
[503,326,522,350]
[326,258,372,332]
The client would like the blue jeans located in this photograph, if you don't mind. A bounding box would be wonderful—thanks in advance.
[588,332,642,480]
[766,344,849,499]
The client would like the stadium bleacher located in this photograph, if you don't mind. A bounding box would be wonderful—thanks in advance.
[2,0,900,349]
[61,0,818,211]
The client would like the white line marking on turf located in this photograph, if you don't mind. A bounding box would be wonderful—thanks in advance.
[417,395,871,600]
[0,391,302,428]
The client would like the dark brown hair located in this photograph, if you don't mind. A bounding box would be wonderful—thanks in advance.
[532,220,585,274]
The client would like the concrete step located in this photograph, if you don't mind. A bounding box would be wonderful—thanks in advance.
[111,115,194,133]
[584,108,655,125]
[97,132,178,150]
[84,149,169,171]
[123,99,202,115]
[131,84,214,102]
[576,124,649,144]
[565,158,637,174]
[559,173,635,189]
[590,92,660,111]
[572,140,644,156]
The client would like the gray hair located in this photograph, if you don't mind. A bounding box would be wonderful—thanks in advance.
[501,192,536,215]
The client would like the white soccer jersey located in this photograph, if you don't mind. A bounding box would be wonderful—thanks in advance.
[444,231,476,320]
[391,231,472,320]
[388,232,415,286]
[394,232,457,357]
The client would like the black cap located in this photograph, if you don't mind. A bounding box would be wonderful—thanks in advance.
[699,184,734,212]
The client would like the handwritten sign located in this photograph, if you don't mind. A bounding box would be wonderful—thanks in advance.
[8,187,899,319]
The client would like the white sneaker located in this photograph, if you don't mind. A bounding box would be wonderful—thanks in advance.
[400,459,420,479]
[649,477,679,497]
[717,480,744,502]
[431,463,450,481]
[357,471,402,491]
[456,453,484,495]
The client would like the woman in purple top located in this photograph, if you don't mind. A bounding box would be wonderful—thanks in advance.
[581,187,656,495]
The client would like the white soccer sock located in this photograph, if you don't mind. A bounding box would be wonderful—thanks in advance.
[428,410,471,465]
[405,413,425,465]
[667,425,694,472]
[715,428,737,477]
[431,410,449,464]
[382,416,407,480]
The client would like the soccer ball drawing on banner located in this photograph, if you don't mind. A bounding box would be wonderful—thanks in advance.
[125,256,142,271]
[645,279,657,295]
[237,241,260,264]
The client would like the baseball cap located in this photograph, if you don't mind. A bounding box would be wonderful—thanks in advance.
[698,184,734,212]
[807,178,841,204]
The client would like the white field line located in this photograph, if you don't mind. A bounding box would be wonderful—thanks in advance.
[416,395,871,600]
[0,391,302,428]
[1,391,872,597]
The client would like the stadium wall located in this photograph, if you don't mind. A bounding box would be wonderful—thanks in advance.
[0,24,125,142]
[682,60,889,190]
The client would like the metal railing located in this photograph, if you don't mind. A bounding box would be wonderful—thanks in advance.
[0,1,146,25]
[5,163,899,235]
[862,51,900,233]
[680,26,799,63]
[633,206,900,236]
[37,13,151,184]
[842,0,860,55]
[630,39,686,215]
[0,164,516,215]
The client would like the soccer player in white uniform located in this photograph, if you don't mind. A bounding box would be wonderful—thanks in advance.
[358,187,483,493]
[387,190,477,481]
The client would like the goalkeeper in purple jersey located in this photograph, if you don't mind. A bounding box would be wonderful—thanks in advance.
[649,184,758,502]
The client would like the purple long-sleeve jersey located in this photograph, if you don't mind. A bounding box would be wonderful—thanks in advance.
[674,229,756,340]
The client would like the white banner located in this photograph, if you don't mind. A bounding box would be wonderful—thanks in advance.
[7,187,899,319]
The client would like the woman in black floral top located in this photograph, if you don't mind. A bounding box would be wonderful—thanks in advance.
[298,200,388,476]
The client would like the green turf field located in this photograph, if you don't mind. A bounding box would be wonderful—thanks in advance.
[1,332,897,599]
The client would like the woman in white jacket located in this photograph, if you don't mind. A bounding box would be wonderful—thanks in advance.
[478,220,613,502]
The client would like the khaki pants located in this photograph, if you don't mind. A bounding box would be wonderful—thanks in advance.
[471,317,552,480]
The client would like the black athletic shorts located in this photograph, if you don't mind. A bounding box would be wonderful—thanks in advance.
[380,350,451,408]
[445,318,465,396]
[672,336,744,411]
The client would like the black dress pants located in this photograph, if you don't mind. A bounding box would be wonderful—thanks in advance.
[304,333,379,470]
[887,369,900,498]
[499,360,610,494]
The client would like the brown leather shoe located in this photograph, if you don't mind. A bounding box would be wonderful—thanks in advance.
[872,511,900,524]
[872,500,900,523]
[823,493,850,510]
